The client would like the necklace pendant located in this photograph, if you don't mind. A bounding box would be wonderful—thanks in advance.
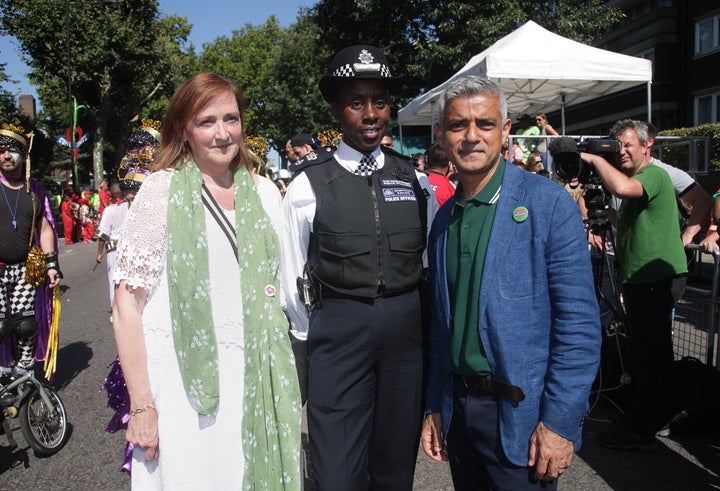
[12,219,16,230]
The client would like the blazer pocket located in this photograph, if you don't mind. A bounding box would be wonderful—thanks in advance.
[497,240,546,300]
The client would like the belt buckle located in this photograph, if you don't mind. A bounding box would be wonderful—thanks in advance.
[462,375,490,393]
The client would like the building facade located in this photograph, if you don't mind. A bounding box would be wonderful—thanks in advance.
[561,0,720,135]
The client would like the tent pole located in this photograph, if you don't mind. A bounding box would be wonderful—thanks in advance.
[647,81,652,123]
[430,101,436,143]
[399,125,404,154]
[561,93,566,135]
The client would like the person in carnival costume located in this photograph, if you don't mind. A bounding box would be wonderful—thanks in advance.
[111,73,301,489]
[102,119,160,475]
[96,120,160,310]
[0,123,61,379]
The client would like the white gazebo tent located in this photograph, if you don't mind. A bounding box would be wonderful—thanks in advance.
[398,20,653,138]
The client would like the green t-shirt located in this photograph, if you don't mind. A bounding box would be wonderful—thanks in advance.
[517,125,540,160]
[616,161,688,284]
[447,160,505,376]
[89,192,100,210]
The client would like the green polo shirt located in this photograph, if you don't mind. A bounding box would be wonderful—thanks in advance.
[447,159,505,376]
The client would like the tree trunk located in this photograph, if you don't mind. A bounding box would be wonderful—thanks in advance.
[91,66,112,188]
[92,127,105,188]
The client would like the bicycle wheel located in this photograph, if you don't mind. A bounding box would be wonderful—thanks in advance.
[18,386,69,455]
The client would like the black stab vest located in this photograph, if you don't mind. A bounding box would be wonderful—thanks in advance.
[304,153,426,298]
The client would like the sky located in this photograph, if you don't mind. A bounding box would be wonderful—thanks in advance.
[0,0,315,103]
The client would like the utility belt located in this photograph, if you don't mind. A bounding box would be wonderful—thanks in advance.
[454,373,526,402]
[298,268,416,311]
[321,285,416,301]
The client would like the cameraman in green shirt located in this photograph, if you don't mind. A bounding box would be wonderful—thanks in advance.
[581,119,687,452]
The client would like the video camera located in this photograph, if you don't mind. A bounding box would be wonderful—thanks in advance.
[549,137,622,226]
[549,137,622,183]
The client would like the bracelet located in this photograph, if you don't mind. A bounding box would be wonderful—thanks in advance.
[710,225,718,232]
[129,402,156,416]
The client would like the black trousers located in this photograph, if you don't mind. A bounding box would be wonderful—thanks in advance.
[624,275,686,436]
[307,290,423,491]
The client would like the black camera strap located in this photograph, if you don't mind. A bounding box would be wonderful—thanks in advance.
[201,183,238,263]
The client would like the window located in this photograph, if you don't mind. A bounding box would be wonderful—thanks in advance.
[695,90,720,125]
[696,15,719,55]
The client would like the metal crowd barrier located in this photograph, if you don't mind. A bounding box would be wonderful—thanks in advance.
[672,244,720,367]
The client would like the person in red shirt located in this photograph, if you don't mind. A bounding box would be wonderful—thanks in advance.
[77,197,94,242]
[424,143,456,207]
[98,181,111,216]
[108,182,123,205]
[60,188,76,244]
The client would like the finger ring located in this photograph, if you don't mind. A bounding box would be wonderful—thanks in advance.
[558,466,569,470]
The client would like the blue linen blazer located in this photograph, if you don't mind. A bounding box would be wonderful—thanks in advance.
[425,162,601,466]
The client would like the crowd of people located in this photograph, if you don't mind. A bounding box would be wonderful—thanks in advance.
[55,183,116,245]
[2,43,719,491]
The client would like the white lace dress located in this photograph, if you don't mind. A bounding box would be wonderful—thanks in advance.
[113,169,283,490]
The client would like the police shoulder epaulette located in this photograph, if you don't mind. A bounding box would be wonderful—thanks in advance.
[292,149,335,173]
[380,146,412,163]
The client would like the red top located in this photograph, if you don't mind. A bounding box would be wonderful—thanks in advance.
[426,171,456,207]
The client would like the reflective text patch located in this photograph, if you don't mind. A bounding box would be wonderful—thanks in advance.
[380,179,417,202]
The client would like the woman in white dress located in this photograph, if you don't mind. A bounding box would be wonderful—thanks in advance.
[112,72,302,490]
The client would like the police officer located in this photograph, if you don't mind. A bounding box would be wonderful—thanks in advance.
[289,133,317,161]
[280,45,437,491]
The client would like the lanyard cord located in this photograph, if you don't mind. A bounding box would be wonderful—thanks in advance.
[0,183,21,230]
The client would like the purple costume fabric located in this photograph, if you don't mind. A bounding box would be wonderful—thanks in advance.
[103,357,133,474]
[0,179,59,367]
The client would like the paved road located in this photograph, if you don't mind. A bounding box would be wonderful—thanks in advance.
[0,241,128,488]
[1,241,718,489]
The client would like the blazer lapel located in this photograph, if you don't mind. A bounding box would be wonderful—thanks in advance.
[478,164,526,325]
[437,201,453,334]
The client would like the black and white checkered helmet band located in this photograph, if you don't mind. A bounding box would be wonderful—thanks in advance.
[332,63,392,79]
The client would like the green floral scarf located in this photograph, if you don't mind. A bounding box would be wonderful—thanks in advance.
[167,161,301,490]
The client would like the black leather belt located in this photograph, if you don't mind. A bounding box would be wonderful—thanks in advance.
[456,374,526,402]
[320,286,416,301]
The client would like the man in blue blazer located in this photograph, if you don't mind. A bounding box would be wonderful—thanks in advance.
[421,76,601,490]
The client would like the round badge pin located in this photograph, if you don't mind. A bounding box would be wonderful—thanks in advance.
[264,284,276,297]
[513,206,528,223]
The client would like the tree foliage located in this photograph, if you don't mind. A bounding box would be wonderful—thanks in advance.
[194,13,338,151]
[0,62,21,123]
[309,0,428,104]
[255,11,336,148]
[0,0,193,186]
[1,0,626,168]
[311,0,624,103]
[195,17,283,138]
